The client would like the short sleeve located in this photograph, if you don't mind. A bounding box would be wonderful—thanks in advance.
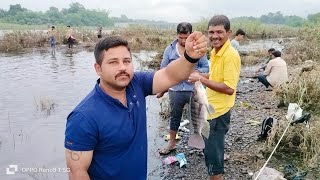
[196,55,209,73]
[223,56,241,90]
[160,46,171,69]
[135,72,155,96]
[65,111,98,151]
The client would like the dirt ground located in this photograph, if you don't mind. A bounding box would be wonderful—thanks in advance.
[155,66,319,180]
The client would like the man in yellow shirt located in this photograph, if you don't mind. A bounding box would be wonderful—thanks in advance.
[189,15,241,180]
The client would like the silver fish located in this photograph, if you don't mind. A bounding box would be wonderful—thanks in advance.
[188,80,214,149]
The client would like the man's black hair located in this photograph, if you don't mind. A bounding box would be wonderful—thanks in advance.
[177,22,192,34]
[272,50,281,57]
[235,29,246,36]
[268,48,275,52]
[94,36,130,65]
[208,15,230,31]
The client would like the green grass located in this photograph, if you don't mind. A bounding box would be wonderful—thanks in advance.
[0,22,49,30]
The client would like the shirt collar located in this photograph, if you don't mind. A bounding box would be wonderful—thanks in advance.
[211,39,231,57]
[95,79,128,108]
[170,39,179,48]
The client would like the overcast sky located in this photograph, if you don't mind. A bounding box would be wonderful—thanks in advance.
[1,0,320,23]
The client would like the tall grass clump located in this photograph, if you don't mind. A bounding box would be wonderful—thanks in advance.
[283,26,320,65]
[232,20,298,39]
[266,115,320,168]
[111,25,175,51]
[34,96,56,116]
[194,18,298,39]
[276,70,320,114]
[266,70,320,169]
[140,50,163,70]
[0,30,47,52]
[0,27,109,52]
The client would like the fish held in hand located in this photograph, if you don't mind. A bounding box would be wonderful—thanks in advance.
[188,81,214,149]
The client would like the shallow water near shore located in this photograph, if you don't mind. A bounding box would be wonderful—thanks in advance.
[0,49,167,179]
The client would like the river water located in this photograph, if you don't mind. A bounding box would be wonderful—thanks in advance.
[0,49,166,180]
[0,36,287,180]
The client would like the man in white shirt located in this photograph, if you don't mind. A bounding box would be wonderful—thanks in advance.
[258,50,288,88]
[230,29,245,52]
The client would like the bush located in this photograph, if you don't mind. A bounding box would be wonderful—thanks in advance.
[275,70,320,114]
[266,115,320,167]
[283,27,320,65]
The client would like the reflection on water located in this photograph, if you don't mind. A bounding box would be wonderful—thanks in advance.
[0,49,163,180]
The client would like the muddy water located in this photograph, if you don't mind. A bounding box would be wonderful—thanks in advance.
[0,49,166,180]
[0,38,284,180]
[241,38,286,52]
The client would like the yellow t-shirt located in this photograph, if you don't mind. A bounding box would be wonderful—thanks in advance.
[207,39,241,119]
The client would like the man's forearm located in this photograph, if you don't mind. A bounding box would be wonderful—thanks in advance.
[200,77,234,95]
[165,56,195,83]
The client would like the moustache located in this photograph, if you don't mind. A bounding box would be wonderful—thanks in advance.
[210,37,219,41]
[115,72,130,78]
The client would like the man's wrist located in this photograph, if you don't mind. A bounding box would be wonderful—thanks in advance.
[184,50,199,63]
[199,75,205,84]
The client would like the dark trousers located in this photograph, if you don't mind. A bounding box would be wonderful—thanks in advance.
[258,74,272,88]
[68,37,74,48]
[168,90,192,131]
[204,111,231,176]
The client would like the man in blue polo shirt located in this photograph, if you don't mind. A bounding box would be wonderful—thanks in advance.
[65,32,207,180]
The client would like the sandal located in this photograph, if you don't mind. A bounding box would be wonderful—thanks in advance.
[159,147,176,155]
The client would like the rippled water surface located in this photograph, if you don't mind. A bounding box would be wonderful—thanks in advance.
[0,49,165,180]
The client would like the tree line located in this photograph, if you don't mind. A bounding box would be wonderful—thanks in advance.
[232,11,320,27]
[1,3,320,27]
[0,3,115,26]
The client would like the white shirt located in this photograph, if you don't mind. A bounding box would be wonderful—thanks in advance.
[231,39,240,51]
[265,57,288,87]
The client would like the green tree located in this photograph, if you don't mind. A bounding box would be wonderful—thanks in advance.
[45,7,63,24]
[64,13,83,26]
[260,11,285,24]
[14,11,46,24]
[285,15,305,27]
[67,2,85,14]
[307,13,320,23]
[0,9,6,18]
[7,4,27,16]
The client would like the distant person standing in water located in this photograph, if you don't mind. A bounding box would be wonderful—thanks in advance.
[47,25,58,54]
[66,25,75,49]
[97,25,102,39]
[230,29,246,52]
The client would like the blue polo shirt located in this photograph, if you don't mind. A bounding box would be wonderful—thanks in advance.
[65,72,154,180]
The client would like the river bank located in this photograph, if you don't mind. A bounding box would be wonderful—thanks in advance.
[154,65,320,180]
